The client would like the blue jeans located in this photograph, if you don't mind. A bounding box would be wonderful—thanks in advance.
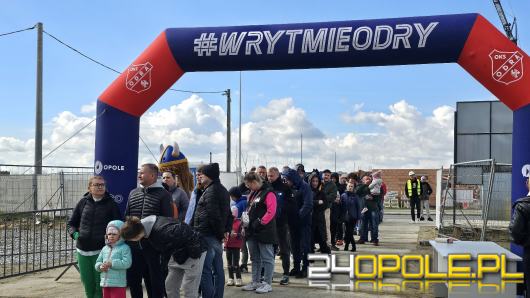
[200,236,224,298]
[247,239,275,284]
[360,209,379,242]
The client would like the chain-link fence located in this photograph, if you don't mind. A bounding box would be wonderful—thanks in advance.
[0,164,93,213]
[439,159,511,241]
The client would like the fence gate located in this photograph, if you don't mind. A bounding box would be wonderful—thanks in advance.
[0,164,93,279]
[439,159,512,241]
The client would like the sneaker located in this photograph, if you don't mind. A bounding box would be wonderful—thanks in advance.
[420,216,425,221]
[350,248,356,252]
[373,240,379,246]
[428,217,433,221]
[289,268,300,276]
[226,278,235,286]
[331,245,339,251]
[410,219,416,224]
[242,282,261,291]
[344,246,349,251]
[255,283,272,294]
[235,278,243,287]
[280,275,289,285]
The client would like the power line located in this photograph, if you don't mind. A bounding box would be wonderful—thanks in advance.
[43,30,121,74]
[43,30,225,94]
[0,25,36,38]
[139,135,159,163]
[22,108,107,175]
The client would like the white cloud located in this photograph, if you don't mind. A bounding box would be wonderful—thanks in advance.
[0,96,455,172]
[80,101,97,114]
[337,100,455,169]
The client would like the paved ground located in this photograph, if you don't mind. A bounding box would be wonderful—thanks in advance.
[0,209,436,298]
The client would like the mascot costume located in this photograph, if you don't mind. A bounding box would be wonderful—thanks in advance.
[159,143,194,197]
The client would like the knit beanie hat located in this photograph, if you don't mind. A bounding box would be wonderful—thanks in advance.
[198,163,220,180]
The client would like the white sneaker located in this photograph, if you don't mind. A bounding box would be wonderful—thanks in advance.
[226,278,234,286]
[255,282,273,294]
[410,219,416,224]
[242,282,260,291]
[235,278,243,287]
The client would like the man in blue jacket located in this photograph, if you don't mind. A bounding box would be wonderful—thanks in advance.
[281,167,313,278]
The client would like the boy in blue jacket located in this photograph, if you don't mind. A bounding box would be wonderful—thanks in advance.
[95,220,132,298]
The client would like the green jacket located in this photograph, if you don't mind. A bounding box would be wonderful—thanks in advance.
[322,181,338,208]
[95,220,132,288]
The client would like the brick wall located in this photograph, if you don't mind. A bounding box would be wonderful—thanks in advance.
[376,168,438,206]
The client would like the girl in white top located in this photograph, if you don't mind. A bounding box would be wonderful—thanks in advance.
[369,171,383,195]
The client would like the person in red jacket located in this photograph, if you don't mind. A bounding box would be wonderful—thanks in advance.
[225,207,244,287]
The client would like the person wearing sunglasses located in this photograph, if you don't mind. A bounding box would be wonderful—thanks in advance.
[68,176,121,298]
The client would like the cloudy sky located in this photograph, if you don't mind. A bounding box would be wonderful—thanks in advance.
[0,94,457,171]
[1,1,529,172]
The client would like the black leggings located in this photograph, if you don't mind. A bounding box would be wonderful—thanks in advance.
[344,218,357,250]
[226,248,241,279]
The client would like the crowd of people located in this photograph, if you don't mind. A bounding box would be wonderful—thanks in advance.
[67,162,437,298]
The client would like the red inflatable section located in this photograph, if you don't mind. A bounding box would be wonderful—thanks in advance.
[99,31,185,117]
[458,15,530,111]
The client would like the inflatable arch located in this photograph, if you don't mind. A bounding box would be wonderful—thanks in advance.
[94,13,529,250]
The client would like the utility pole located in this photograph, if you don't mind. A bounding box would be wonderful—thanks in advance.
[300,132,303,165]
[334,151,337,172]
[238,72,242,181]
[33,22,43,210]
[209,152,212,164]
[35,22,43,174]
[223,89,231,172]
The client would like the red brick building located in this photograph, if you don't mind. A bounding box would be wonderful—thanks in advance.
[359,168,440,207]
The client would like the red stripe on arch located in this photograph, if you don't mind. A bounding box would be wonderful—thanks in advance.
[99,31,185,117]
[458,15,530,111]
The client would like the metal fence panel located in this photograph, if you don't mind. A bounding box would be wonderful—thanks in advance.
[0,165,92,213]
[0,208,75,279]
[440,160,511,241]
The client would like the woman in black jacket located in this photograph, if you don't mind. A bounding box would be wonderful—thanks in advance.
[309,173,331,254]
[67,176,121,298]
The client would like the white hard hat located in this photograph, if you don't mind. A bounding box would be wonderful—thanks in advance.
[408,171,416,176]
